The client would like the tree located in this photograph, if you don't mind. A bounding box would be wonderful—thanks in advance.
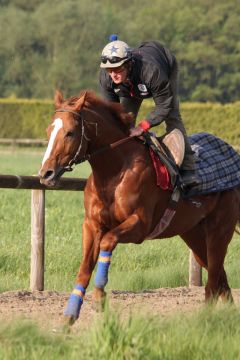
[0,0,239,102]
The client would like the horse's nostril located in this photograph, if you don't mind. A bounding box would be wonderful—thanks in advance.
[43,170,55,180]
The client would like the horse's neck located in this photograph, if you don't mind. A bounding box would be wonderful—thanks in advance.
[85,105,147,181]
[86,106,124,142]
[89,141,145,183]
[86,106,128,160]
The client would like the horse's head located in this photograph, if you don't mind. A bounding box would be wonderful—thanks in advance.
[39,90,88,187]
[39,89,134,186]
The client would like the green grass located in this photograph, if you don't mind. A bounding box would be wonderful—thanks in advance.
[0,306,240,360]
[0,147,239,293]
[1,147,240,359]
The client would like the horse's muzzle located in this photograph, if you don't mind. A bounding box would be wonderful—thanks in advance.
[39,167,63,187]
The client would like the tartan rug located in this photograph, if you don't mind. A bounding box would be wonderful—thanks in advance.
[185,132,240,197]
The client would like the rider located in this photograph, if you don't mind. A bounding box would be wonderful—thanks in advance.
[99,35,200,187]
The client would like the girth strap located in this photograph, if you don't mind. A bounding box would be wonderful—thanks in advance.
[146,187,181,239]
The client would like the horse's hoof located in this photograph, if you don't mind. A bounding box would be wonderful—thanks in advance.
[62,315,77,331]
[92,297,106,312]
[220,292,234,304]
[92,288,107,312]
[205,297,218,306]
[50,315,77,335]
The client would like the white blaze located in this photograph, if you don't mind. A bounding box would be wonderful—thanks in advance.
[42,118,63,166]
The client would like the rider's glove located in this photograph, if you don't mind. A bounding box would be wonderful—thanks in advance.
[129,120,151,137]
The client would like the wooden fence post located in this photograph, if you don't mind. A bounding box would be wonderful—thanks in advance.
[30,189,45,291]
[0,175,86,291]
[189,250,202,286]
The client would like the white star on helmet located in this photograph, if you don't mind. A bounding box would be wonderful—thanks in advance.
[100,40,132,68]
[110,45,119,54]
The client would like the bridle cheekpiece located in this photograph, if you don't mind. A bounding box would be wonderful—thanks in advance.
[55,108,90,172]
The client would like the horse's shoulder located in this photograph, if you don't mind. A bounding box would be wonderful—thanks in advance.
[85,174,96,193]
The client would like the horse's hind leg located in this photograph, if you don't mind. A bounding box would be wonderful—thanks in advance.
[181,221,208,270]
[182,226,233,303]
[204,190,238,303]
[205,257,233,303]
[218,269,234,303]
[181,209,234,304]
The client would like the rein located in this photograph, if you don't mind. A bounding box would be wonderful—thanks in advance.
[55,108,133,172]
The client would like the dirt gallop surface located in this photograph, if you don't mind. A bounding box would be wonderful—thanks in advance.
[0,287,240,331]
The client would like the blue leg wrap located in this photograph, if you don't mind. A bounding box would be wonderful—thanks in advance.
[64,284,86,318]
[95,250,112,289]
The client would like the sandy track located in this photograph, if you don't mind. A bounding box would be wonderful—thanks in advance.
[1,287,239,331]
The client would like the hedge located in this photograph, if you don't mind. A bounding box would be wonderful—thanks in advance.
[0,98,239,146]
[138,101,240,146]
[0,98,53,139]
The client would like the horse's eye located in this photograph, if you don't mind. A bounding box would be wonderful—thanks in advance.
[66,131,75,138]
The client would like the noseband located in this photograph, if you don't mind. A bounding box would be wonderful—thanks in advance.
[54,108,133,173]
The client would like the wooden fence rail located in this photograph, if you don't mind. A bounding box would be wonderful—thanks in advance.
[0,174,202,291]
[0,138,47,147]
[0,174,86,191]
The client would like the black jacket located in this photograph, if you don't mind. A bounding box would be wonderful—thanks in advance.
[99,41,177,127]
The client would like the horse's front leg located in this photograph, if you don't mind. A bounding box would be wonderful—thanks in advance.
[92,213,144,308]
[64,218,103,325]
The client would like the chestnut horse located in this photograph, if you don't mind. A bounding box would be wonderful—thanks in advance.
[39,90,240,325]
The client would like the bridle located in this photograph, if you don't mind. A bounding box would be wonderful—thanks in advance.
[55,109,90,172]
[55,108,133,173]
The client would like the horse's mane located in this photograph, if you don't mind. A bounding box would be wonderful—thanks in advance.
[66,90,134,132]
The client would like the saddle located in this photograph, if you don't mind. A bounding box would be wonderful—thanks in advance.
[141,130,185,238]
[142,129,190,238]
[143,129,185,189]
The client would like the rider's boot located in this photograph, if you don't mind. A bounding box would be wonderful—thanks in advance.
[180,169,200,188]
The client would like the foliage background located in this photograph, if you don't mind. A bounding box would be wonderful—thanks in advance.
[0,99,239,145]
[0,0,240,103]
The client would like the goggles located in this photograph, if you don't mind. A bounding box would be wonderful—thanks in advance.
[106,65,126,74]
[101,55,129,64]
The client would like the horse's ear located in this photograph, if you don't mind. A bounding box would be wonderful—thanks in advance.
[74,91,87,111]
[54,90,64,109]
